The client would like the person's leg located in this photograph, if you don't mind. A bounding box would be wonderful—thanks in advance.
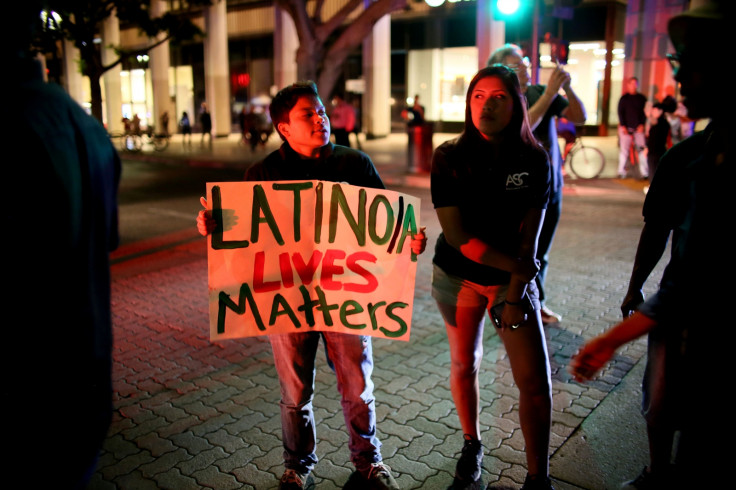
[269,332,321,475]
[622,327,681,488]
[634,131,649,179]
[432,266,489,439]
[618,126,633,177]
[432,265,490,483]
[495,286,552,479]
[438,301,488,439]
[321,332,382,475]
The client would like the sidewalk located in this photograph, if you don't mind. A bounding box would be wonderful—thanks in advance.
[95,131,659,489]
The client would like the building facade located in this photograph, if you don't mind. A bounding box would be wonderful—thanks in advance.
[56,0,691,137]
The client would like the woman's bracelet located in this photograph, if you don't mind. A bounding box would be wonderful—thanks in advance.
[504,299,523,306]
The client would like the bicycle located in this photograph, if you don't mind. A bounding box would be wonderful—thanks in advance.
[109,127,169,153]
[564,135,605,179]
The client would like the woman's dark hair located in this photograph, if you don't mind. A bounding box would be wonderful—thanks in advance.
[269,81,321,141]
[460,64,538,149]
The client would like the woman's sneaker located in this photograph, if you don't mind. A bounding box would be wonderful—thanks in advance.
[521,474,555,490]
[455,435,483,483]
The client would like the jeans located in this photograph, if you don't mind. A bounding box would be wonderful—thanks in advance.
[535,194,561,305]
[269,331,381,474]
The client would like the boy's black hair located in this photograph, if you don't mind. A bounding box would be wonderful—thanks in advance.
[269,81,321,141]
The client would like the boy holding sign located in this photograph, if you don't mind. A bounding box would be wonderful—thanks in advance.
[198,81,426,490]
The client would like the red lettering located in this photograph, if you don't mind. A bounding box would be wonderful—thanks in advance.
[320,249,346,290]
[253,251,281,292]
[292,251,323,285]
[279,252,294,288]
[345,252,379,293]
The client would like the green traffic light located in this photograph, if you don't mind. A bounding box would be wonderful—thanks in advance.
[497,0,520,16]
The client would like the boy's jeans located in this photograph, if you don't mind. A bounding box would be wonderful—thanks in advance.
[269,331,382,475]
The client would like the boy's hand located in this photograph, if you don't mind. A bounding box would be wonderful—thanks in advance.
[411,227,427,255]
[197,196,216,236]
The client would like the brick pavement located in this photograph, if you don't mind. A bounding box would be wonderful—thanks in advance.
[91,133,663,489]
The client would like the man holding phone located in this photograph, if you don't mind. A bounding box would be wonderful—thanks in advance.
[488,44,587,325]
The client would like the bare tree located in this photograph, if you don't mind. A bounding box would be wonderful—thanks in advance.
[275,0,408,99]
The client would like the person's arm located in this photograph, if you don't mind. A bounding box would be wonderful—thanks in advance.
[436,206,539,281]
[502,207,545,328]
[527,66,576,129]
[570,312,658,382]
[560,82,586,124]
[621,222,672,317]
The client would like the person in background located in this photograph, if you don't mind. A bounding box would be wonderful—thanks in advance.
[197,81,427,490]
[617,77,650,180]
[7,3,121,488]
[199,101,212,147]
[407,94,425,126]
[430,65,554,490]
[571,3,733,488]
[351,96,363,149]
[179,111,192,147]
[130,113,141,135]
[160,110,170,136]
[644,101,671,184]
[488,43,587,325]
[329,93,355,147]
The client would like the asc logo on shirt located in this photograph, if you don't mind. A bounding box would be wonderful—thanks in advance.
[506,172,529,189]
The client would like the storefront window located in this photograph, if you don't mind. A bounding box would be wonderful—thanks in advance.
[539,41,625,126]
[407,46,477,123]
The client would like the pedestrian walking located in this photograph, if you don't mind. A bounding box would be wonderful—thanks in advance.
[179,111,192,147]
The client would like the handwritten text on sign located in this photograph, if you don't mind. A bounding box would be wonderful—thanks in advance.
[207,181,420,342]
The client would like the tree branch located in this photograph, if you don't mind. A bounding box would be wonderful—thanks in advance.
[314,0,363,42]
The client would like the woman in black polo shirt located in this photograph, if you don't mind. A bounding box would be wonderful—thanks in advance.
[431,65,554,490]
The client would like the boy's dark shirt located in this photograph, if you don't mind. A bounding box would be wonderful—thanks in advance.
[246,141,385,190]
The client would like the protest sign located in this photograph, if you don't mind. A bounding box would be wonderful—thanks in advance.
[206,181,420,342]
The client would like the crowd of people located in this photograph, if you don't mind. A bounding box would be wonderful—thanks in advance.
[17,0,730,487]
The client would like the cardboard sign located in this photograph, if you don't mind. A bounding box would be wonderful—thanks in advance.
[206,181,420,342]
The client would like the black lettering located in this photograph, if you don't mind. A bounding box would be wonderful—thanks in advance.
[217,284,265,334]
[211,185,249,250]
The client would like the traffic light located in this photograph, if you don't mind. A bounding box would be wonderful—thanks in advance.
[492,0,531,23]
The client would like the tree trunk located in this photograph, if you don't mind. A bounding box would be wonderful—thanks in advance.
[88,70,104,125]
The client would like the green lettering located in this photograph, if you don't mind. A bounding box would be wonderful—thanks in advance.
[368,194,394,245]
[367,301,386,330]
[314,182,323,244]
[251,184,284,245]
[269,294,301,327]
[340,300,366,329]
[381,302,409,338]
[329,184,366,246]
[217,284,265,334]
[211,185,249,250]
[396,203,419,262]
[273,182,313,242]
